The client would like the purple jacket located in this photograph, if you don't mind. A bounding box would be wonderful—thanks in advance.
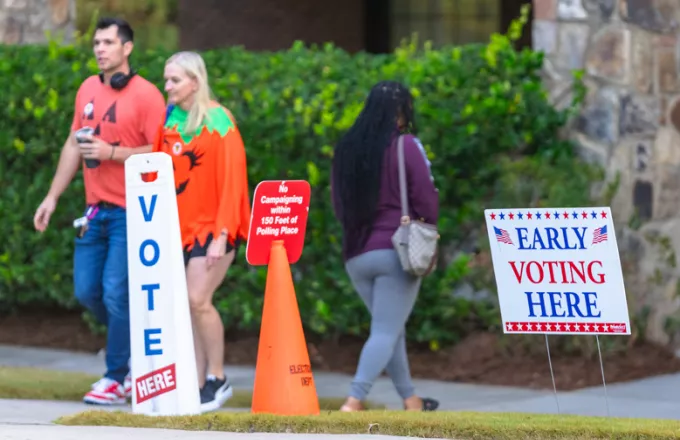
[332,133,439,261]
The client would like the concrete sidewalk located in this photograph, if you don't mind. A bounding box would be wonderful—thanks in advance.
[0,424,443,440]
[0,398,444,440]
[1,344,680,420]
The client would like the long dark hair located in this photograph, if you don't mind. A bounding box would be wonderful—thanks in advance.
[332,80,416,252]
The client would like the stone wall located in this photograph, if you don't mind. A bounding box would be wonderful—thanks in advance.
[534,0,680,347]
[0,0,75,44]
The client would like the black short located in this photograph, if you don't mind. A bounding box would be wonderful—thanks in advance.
[183,232,242,266]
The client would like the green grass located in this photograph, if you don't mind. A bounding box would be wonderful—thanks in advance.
[56,409,680,439]
[10,365,680,439]
[0,366,382,410]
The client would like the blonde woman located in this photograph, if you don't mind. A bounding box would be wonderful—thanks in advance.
[152,51,252,412]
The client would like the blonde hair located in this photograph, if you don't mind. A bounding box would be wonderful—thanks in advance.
[165,51,213,133]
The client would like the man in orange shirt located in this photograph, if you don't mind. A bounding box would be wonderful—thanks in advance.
[33,17,166,405]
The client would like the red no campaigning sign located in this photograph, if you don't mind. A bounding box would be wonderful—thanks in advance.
[246,180,311,266]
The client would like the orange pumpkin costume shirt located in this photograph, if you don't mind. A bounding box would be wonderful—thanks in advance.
[152,102,251,253]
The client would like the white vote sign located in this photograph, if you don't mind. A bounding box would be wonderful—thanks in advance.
[125,152,200,416]
[484,206,631,336]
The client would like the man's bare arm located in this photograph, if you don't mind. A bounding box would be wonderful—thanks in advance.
[47,132,81,201]
[109,144,153,164]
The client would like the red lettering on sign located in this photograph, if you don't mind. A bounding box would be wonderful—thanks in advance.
[246,180,311,266]
[134,363,177,404]
[508,260,607,284]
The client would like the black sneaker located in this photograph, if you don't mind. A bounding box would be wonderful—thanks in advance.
[199,374,233,412]
[422,397,439,411]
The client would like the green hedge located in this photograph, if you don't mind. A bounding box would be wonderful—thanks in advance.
[0,10,605,347]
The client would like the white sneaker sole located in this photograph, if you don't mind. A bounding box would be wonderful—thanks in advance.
[200,383,234,413]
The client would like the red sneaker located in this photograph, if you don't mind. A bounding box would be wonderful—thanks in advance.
[83,377,126,405]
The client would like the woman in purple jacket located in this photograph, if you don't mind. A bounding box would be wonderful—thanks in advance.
[331,80,440,412]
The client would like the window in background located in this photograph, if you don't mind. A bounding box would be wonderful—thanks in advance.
[75,0,179,51]
[390,0,501,49]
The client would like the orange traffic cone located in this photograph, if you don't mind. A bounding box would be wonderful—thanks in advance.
[251,240,320,415]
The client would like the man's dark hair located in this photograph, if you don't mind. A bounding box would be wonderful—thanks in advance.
[331,80,416,256]
[95,17,134,43]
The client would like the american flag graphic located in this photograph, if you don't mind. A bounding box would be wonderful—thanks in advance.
[592,225,608,245]
[494,226,513,245]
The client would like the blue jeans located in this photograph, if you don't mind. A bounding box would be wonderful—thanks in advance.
[73,205,130,385]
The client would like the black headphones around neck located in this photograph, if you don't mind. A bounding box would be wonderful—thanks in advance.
[98,68,137,91]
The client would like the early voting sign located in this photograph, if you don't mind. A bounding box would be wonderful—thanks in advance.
[125,152,201,416]
[484,207,630,336]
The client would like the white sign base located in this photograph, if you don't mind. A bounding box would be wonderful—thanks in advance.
[125,152,201,416]
[484,206,631,336]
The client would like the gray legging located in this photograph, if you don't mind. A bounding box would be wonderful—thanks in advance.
[344,248,422,401]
